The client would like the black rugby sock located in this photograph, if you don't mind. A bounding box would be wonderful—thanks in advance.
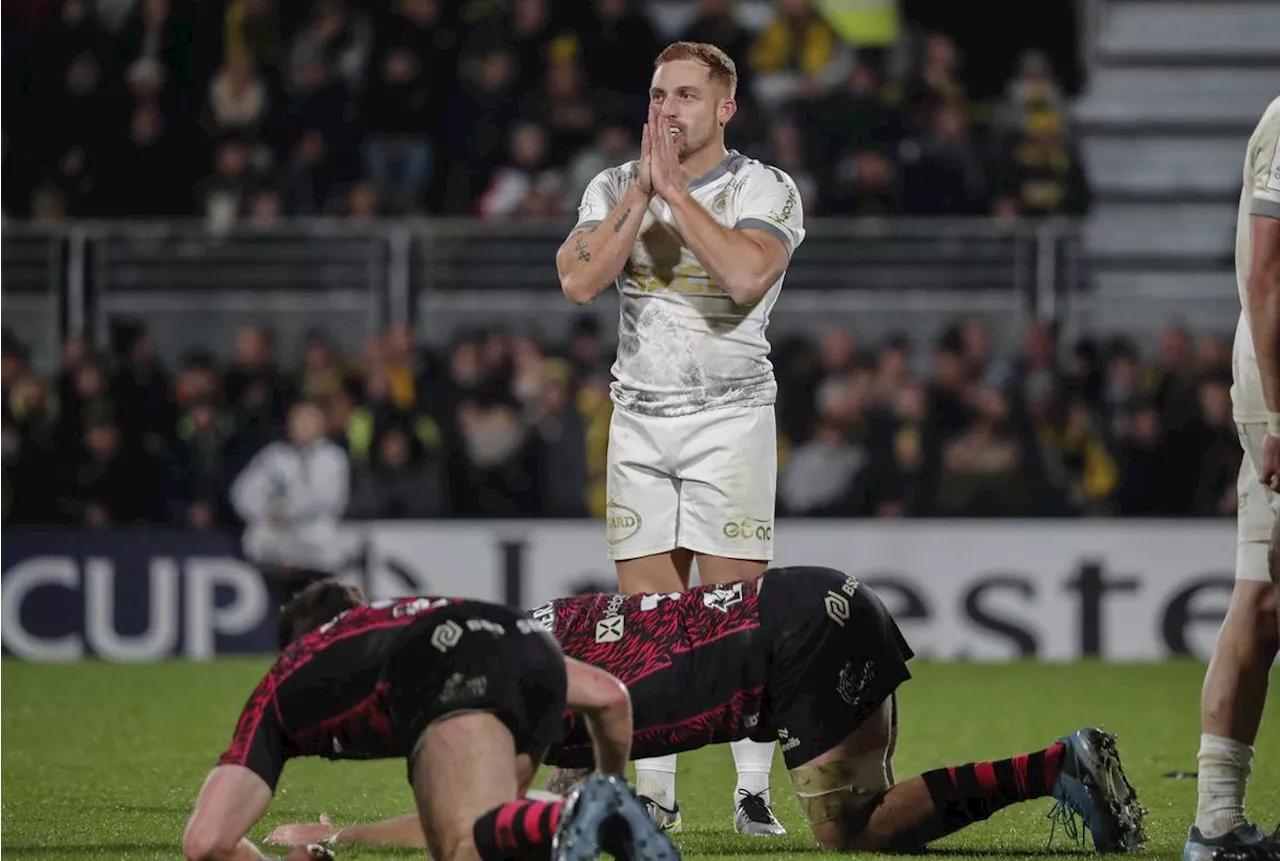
[921,743,1066,827]
[473,799,563,860]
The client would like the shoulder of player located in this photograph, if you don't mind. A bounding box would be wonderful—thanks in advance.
[594,161,639,189]
[1253,97,1280,147]
[732,156,799,192]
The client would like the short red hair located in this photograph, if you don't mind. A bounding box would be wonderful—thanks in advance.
[654,42,738,97]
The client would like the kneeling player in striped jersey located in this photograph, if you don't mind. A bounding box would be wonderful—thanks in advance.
[267,568,1147,854]
[181,583,678,861]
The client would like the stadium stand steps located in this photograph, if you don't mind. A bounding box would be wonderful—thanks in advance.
[1070,0,1280,339]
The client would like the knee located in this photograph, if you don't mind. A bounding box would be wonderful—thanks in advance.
[181,823,237,861]
[1232,584,1280,656]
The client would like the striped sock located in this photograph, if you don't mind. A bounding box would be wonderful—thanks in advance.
[473,799,563,860]
[921,743,1066,826]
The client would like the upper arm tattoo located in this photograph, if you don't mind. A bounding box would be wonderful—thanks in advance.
[574,232,591,262]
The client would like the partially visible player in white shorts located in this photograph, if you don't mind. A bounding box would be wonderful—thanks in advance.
[555,42,805,839]
[1184,95,1280,861]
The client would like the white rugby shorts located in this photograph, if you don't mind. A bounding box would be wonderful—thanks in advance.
[605,404,777,562]
[1234,421,1280,582]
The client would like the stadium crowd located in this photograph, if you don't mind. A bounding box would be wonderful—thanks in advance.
[0,317,1241,526]
[3,0,1088,221]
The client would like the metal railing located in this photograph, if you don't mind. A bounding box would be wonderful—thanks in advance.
[0,216,1159,367]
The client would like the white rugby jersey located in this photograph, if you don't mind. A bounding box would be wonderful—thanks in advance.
[573,150,805,417]
[1232,96,1280,422]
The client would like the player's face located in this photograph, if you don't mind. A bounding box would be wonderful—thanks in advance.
[649,60,734,161]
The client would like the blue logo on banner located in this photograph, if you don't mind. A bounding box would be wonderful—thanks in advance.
[2,531,274,660]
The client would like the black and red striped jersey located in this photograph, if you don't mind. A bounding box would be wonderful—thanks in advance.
[537,579,768,768]
[217,596,460,789]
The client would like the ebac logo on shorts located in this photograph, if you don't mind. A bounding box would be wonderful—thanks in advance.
[722,518,773,542]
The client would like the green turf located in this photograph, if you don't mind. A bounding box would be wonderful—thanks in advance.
[2,660,1276,859]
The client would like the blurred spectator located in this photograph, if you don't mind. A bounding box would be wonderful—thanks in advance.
[898,103,986,215]
[478,122,564,219]
[444,46,521,212]
[992,49,1067,148]
[278,128,338,214]
[571,0,658,111]
[680,0,755,102]
[992,111,1090,217]
[750,0,846,107]
[0,317,1250,523]
[349,422,444,518]
[202,55,270,138]
[224,0,282,69]
[168,397,234,528]
[899,31,967,135]
[230,399,350,598]
[285,0,371,94]
[361,0,456,214]
[526,58,601,160]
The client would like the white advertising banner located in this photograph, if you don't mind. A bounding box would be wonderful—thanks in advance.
[338,520,1239,663]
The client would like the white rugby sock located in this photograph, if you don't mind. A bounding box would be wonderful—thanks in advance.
[635,754,678,809]
[731,739,775,804]
[1196,734,1253,838]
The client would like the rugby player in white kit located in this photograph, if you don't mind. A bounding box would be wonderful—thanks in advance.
[1183,96,1280,861]
[555,42,805,839]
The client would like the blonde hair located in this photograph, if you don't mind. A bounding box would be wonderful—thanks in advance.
[654,42,738,97]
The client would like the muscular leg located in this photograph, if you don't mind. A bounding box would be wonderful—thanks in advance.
[618,550,692,824]
[796,699,1131,853]
[1195,563,1279,839]
[616,549,694,595]
[694,554,767,586]
[412,712,557,861]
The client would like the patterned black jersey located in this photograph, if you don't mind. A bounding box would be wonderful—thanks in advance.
[218,596,461,789]
[536,579,768,767]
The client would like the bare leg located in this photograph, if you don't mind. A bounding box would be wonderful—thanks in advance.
[694,554,766,586]
[615,549,693,595]
[1196,579,1279,837]
[410,713,520,861]
[618,549,692,818]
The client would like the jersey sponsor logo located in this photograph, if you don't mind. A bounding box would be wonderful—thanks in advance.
[638,592,681,612]
[430,619,464,652]
[824,576,861,627]
[837,659,875,707]
[440,672,488,703]
[703,582,744,613]
[768,185,797,227]
[722,517,773,542]
[466,618,506,636]
[390,597,450,618]
[595,615,625,643]
[1268,133,1280,192]
[531,602,556,635]
[605,501,642,545]
[625,262,725,297]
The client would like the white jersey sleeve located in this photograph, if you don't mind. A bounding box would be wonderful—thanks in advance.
[1250,112,1280,218]
[731,162,806,257]
[573,164,632,232]
[1230,96,1280,422]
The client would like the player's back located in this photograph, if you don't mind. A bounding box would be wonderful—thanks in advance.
[537,580,766,766]
[1231,96,1280,422]
[219,596,461,782]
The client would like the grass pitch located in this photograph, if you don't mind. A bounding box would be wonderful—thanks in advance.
[3,660,1277,860]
